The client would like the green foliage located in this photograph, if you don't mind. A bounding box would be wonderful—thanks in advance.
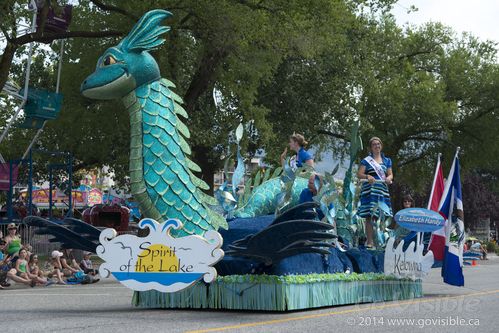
[485,241,497,253]
[258,15,499,194]
[217,272,414,284]
[462,172,499,229]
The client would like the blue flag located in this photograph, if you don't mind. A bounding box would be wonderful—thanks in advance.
[438,149,464,286]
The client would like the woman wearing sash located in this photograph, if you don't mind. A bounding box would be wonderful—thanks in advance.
[357,137,393,248]
[280,133,314,169]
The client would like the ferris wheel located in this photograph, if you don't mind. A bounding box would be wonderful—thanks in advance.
[0,0,72,162]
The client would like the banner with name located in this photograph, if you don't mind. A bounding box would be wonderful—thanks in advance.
[394,208,445,232]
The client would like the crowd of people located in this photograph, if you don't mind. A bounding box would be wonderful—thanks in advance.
[0,223,99,289]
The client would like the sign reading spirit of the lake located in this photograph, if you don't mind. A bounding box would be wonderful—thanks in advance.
[97,218,224,292]
[394,208,445,232]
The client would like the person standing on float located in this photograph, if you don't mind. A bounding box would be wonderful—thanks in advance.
[280,133,314,169]
[357,137,393,248]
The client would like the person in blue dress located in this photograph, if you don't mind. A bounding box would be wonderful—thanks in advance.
[356,137,393,248]
[280,133,314,169]
[299,173,322,203]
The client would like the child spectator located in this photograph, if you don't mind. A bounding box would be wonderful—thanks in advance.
[49,250,66,284]
[15,249,46,285]
[0,240,6,262]
[8,249,36,287]
[0,240,11,289]
[80,252,98,275]
[23,244,33,260]
[28,254,48,285]
[15,249,29,279]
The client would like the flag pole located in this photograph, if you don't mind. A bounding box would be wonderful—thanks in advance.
[424,153,442,246]
[427,153,442,210]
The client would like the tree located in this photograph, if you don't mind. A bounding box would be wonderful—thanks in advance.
[2,0,384,188]
[462,172,499,230]
[257,13,499,193]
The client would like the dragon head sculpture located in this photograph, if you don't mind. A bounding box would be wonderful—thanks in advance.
[81,10,171,100]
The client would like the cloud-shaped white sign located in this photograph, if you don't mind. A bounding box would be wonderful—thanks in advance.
[97,218,224,293]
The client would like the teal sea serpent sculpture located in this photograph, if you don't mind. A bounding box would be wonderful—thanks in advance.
[81,10,226,237]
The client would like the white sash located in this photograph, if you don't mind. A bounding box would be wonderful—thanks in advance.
[364,156,386,180]
[289,155,298,171]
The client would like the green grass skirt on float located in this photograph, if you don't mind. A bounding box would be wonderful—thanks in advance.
[132,273,423,311]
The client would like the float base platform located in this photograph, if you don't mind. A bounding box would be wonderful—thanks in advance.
[132,273,423,311]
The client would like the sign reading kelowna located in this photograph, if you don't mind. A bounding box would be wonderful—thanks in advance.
[97,218,224,293]
[394,208,445,232]
[384,237,434,280]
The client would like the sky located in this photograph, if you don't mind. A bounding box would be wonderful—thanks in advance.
[391,0,499,43]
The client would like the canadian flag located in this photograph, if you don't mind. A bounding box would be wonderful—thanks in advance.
[427,154,445,261]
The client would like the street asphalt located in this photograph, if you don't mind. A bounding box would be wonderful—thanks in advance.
[1,256,498,333]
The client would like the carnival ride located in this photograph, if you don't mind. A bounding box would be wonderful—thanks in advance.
[82,203,130,232]
[0,1,73,223]
[25,9,423,311]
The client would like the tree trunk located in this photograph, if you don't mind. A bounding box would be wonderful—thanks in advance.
[183,47,228,113]
[0,42,18,93]
[192,145,216,195]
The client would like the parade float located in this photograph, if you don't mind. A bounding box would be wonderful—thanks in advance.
[26,10,441,311]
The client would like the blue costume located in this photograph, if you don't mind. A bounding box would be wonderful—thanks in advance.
[299,188,314,203]
[296,147,313,167]
[358,154,393,218]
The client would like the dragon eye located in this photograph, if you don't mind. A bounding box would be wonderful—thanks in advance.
[102,55,117,66]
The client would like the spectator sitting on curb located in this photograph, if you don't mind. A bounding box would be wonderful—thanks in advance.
[7,248,36,287]
[49,250,67,284]
[80,252,98,275]
[23,244,33,261]
[16,249,47,285]
[28,254,48,285]
[0,240,12,289]
[4,223,22,256]
[60,248,82,276]
[471,241,488,260]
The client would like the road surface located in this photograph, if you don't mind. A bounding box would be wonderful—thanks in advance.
[1,256,498,332]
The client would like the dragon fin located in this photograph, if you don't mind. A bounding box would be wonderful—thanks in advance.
[198,190,218,206]
[174,102,188,118]
[185,158,202,172]
[178,134,192,155]
[119,10,172,52]
[176,118,191,139]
